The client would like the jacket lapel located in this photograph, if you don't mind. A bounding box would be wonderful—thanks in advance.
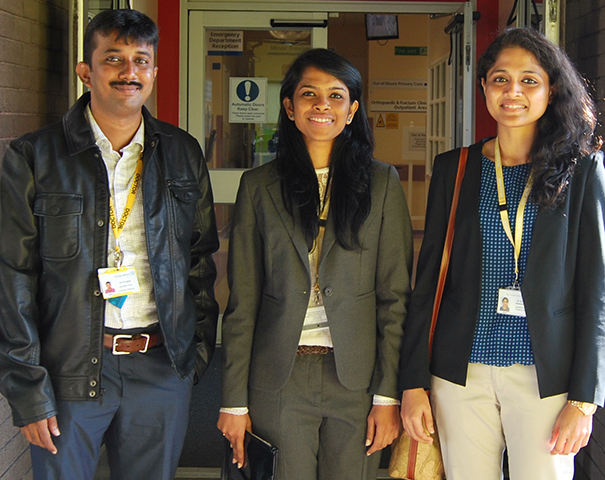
[266,179,310,271]
[319,213,336,266]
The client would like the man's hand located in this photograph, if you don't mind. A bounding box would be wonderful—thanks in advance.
[549,403,593,455]
[217,412,252,468]
[365,404,401,456]
[20,416,60,454]
[401,388,434,444]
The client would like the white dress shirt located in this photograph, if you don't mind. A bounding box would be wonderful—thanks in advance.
[86,106,159,330]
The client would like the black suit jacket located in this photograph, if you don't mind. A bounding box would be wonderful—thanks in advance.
[399,141,605,405]
[222,160,414,407]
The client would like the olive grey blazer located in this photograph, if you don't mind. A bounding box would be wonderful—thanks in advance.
[222,160,413,407]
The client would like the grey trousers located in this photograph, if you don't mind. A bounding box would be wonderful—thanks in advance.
[249,353,381,480]
[30,344,194,480]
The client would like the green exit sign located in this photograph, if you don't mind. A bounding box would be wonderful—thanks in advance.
[395,46,428,56]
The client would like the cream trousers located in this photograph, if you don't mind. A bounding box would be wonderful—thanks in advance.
[431,363,574,480]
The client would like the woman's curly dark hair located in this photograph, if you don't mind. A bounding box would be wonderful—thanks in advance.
[276,48,374,250]
[477,27,602,208]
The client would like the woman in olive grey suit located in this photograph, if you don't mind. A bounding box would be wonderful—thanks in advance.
[218,49,413,480]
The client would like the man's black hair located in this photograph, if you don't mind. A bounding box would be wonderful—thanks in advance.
[83,9,159,65]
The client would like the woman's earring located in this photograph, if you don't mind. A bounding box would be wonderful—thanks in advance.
[289,115,294,120]
[346,117,352,124]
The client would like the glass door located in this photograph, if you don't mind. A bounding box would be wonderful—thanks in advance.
[187,11,328,316]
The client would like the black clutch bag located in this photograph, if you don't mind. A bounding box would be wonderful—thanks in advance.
[222,431,278,480]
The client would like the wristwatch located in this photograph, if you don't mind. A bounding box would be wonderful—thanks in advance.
[568,400,597,416]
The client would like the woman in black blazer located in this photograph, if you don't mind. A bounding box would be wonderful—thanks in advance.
[218,49,413,479]
[400,28,605,479]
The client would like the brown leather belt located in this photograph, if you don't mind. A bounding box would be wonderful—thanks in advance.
[297,345,334,355]
[104,332,161,355]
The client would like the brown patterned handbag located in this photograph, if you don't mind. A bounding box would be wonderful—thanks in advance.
[388,147,468,480]
[388,427,444,480]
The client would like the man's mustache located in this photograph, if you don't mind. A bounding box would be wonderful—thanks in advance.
[110,81,143,89]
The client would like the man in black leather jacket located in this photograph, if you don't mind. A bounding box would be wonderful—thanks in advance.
[0,9,219,479]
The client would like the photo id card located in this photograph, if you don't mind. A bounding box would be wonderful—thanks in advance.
[97,267,141,300]
[497,287,526,317]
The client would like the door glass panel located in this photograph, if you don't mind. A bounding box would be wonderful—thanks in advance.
[203,29,313,316]
[204,30,311,170]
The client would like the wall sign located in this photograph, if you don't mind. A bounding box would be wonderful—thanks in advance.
[394,46,428,56]
[371,79,427,89]
[208,31,243,56]
[229,77,268,123]
[370,99,427,113]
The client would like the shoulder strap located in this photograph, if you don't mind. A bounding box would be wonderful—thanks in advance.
[428,147,468,360]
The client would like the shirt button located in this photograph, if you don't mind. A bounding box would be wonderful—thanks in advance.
[89,390,97,398]
[323,287,333,296]
[91,357,99,364]
[90,379,97,387]
[94,290,101,297]
[97,220,104,227]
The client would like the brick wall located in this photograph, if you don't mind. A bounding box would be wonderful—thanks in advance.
[0,0,69,478]
[0,0,69,158]
[0,399,31,480]
[565,1,605,478]
[575,410,605,480]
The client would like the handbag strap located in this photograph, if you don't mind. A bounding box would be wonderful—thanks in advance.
[428,147,468,360]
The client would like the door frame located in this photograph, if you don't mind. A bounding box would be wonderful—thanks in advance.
[186,10,328,145]
[186,10,329,203]
[180,0,472,140]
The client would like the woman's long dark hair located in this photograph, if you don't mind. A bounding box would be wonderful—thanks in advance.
[477,27,602,208]
[276,48,375,251]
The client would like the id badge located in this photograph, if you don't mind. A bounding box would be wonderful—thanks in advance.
[497,287,526,317]
[97,267,141,300]
[302,306,329,331]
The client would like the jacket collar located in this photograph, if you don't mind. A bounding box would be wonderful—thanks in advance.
[62,92,172,155]
[265,162,340,272]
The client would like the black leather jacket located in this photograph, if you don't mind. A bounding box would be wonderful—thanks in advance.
[0,93,219,427]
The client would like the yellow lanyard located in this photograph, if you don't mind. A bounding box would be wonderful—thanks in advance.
[311,196,330,305]
[108,152,143,268]
[494,138,533,286]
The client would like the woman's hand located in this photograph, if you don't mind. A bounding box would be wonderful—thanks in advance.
[217,412,252,468]
[400,388,434,444]
[549,403,593,455]
[365,404,401,456]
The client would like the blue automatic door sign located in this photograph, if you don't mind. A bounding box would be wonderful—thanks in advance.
[236,80,260,102]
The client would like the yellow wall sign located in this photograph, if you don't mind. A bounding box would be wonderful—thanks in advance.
[386,113,399,129]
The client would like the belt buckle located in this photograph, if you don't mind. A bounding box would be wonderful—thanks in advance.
[112,333,151,355]
[138,333,151,353]
[112,334,132,355]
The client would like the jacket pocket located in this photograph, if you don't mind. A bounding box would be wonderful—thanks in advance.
[34,194,83,260]
[553,305,574,316]
[167,180,202,242]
